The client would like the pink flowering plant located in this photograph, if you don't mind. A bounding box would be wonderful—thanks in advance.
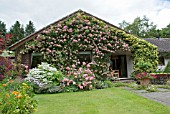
[135,72,152,80]
[135,72,156,80]
[62,63,96,91]
[21,11,129,77]
[21,11,158,78]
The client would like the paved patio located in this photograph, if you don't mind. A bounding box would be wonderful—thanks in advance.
[124,87,170,106]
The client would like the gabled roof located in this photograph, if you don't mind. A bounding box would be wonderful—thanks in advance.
[144,38,170,52]
[9,9,128,51]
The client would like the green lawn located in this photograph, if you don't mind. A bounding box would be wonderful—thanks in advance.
[35,87,170,114]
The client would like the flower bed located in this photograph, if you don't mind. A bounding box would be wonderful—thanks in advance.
[150,73,170,84]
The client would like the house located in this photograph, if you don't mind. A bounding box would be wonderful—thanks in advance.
[9,10,157,78]
[144,38,170,71]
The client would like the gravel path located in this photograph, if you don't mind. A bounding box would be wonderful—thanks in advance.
[124,87,170,106]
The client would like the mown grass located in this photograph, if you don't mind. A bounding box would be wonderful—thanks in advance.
[35,87,170,114]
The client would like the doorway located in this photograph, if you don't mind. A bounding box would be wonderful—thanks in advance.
[110,55,127,78]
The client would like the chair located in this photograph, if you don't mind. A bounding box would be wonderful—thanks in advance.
[110,70,119,78]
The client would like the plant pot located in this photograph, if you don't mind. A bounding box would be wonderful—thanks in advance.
[139,78,150,87]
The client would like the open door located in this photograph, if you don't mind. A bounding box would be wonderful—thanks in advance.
[110,55,127,78]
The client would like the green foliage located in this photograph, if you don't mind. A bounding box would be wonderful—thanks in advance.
[25,62,64,93]
[21,11,158,78]
[160,24,170,38]
[9,21,25,45]
[135,60,152,73]
[25,21,35,37]
[104,80,114,88]
[124,34,158,74]
[0,20,7,35]
[164,61,170,73]
[112,82,128,87]
[119,16,157,38]
[146,85,157,92]
[0,80,37,114]
[95,80,109,89]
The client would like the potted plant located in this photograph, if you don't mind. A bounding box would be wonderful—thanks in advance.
[135,72,155,87]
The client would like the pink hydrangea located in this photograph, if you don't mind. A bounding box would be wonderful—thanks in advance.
[63,26,68,29]
[87,64,90,68]
[66,66,70,70]
[82,62,86,66]
[72,64,76,68]
[78,85,83,89]
[89,76,94,81]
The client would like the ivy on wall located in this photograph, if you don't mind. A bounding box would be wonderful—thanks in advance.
[123,33,158,73]
[21,11,158,77]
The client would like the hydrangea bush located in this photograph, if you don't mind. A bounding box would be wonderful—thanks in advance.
[25,62,64,93]
[62,63,95,92]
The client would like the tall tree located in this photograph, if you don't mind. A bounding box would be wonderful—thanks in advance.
[25,21,35,37]
[9,21,24,45]
[0,21,7,35]
[160,23,170,38]
[119,16,157,38]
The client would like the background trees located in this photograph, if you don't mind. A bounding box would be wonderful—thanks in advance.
[119,16,158,38]
[160,23,170,38]
[9,21,25,45]
[0,21,7,36]
[25,21,36,37]
[0,20,36,45]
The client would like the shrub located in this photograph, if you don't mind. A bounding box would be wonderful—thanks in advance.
[104,80,114,88]
[146,85,157,92]
[112,82,128,87]
[164,61,170,73]
[0,79,37,114]
[95,80,108,89]
[63,63,96,91]
[25,62,64,93]
[0,57,13,80]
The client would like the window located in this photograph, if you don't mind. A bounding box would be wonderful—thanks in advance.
[78,51,92,64]
[158,56,165,65]
[31,53,43,68]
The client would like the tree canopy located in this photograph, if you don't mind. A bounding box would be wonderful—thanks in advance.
[25,21,35,37]
[119,16,157,38]
[9,21,25,45]
[160,23,170,38]
[0,21,7,35]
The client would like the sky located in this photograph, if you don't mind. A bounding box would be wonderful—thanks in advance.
[0,0,170,31]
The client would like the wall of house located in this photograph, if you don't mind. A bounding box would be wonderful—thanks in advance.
[158,57,170,71]
[15,45,32,68]
[126,55,134,78]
